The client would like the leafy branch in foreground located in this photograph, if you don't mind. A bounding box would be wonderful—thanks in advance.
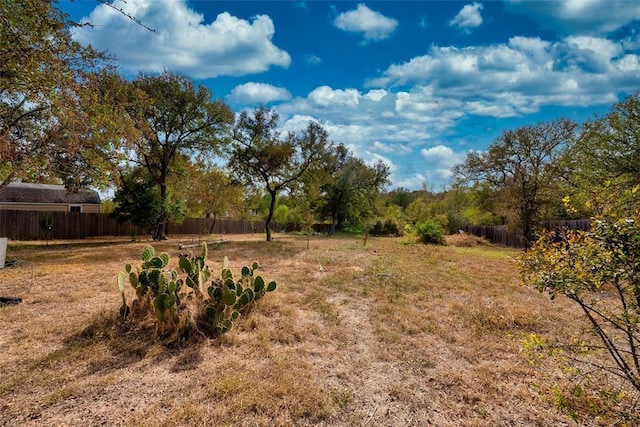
[117,243,276,342]
[518,185,640,421]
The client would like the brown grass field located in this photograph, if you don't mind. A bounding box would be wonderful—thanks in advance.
[0,233,635,426]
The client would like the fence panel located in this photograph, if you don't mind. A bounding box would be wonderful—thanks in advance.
[464,219,591,249]
[0,210,281,240]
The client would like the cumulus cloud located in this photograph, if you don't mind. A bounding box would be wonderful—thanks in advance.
[226,83,292,104]
[71,0,290,78]
[420,145,466,182]
[367,35,639,116]
[334,4,398,43]
[505,0,640,35]
[308,86,361,107]
[449,2,484,33]
[364,89,388,101]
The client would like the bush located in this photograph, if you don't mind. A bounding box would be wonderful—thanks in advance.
[370,217,402,237]
[416,220,446,245]
[519,185,640,418]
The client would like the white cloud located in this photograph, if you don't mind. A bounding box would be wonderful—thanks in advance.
[421,145,460,166]
[372,141,412,154]
[364,89,388,101]
[367,36,640,116]
[226,83,292,104]
[392,174,428,191]
[308,86,361,107]
[304,54,323,65]
[72,0,290,78]
[449,2,484,33]
[420,145,466,183]
[334,4,398,43]
[505,0,640,35]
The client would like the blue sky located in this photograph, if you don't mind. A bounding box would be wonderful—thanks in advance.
[59,0,640,191]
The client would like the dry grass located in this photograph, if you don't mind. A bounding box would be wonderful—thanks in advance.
[0,233,631,426]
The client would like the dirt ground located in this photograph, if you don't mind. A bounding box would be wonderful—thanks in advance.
[0,233,621,426]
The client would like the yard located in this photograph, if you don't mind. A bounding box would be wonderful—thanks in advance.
[0,234,626,426]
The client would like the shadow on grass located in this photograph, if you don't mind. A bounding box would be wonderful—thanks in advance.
[62,310,207,376]
[8,239,136,252]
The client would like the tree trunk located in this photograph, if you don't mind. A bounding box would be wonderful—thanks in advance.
[154,182,168,241]
[265,189,277,242]
[208,214,218,234]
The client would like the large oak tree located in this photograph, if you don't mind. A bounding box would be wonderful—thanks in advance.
[453,118,578,245]
[125,71,233,240]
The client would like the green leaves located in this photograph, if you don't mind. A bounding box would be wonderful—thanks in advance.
[518,184,640,393]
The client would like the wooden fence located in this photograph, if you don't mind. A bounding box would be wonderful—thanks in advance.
[464,219,591,249]
[0,210,281,240]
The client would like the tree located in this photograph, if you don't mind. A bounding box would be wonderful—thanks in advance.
[110,168,187,237]
[181,162,244,234]
[110,169,164,234]
[317,144,390,233]
[387,187,414,211]
[572,93,640,192]
[227,106,330,241]
[126,71,233,240]
[453,118,577,245]
[0,0,129,191]
[519,184,640,400]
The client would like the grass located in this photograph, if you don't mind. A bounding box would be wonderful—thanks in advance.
[0,233,636,426]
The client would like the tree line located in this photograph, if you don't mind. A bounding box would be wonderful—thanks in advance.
[2,1,639,245]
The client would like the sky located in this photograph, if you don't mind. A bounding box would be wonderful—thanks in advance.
[58,0,640,191]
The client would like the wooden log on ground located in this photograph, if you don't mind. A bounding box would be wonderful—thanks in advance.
[178,239,228,250]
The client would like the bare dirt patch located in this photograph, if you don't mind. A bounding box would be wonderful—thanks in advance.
[0,233,617,425]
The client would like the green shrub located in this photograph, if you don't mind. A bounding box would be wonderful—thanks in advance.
[370,218,402,237]
[416,220,446,245]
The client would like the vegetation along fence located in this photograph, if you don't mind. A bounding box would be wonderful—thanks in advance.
[0,210,281,241]
[464,219,591,249]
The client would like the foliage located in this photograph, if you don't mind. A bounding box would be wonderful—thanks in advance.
[110,169,186,237]
[415,220,446,245]
[181,162,244,227]
[571,93,640,193]
[118,244,277,342]
[405,198,431,225]
[519,184,640,407]
[370,218,402,237]
[316,144,390,233]
[454,118,577,245]
[0,1,131,192]
[125,71,233,240]
[387,187,415,211]
[521,332,637,425]
[227,106,330,241]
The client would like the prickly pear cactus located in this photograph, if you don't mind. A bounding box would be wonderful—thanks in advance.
[178,243,211,293]
[117,244,277,341]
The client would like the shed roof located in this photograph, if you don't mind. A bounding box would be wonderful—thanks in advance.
[0,182,101,204]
